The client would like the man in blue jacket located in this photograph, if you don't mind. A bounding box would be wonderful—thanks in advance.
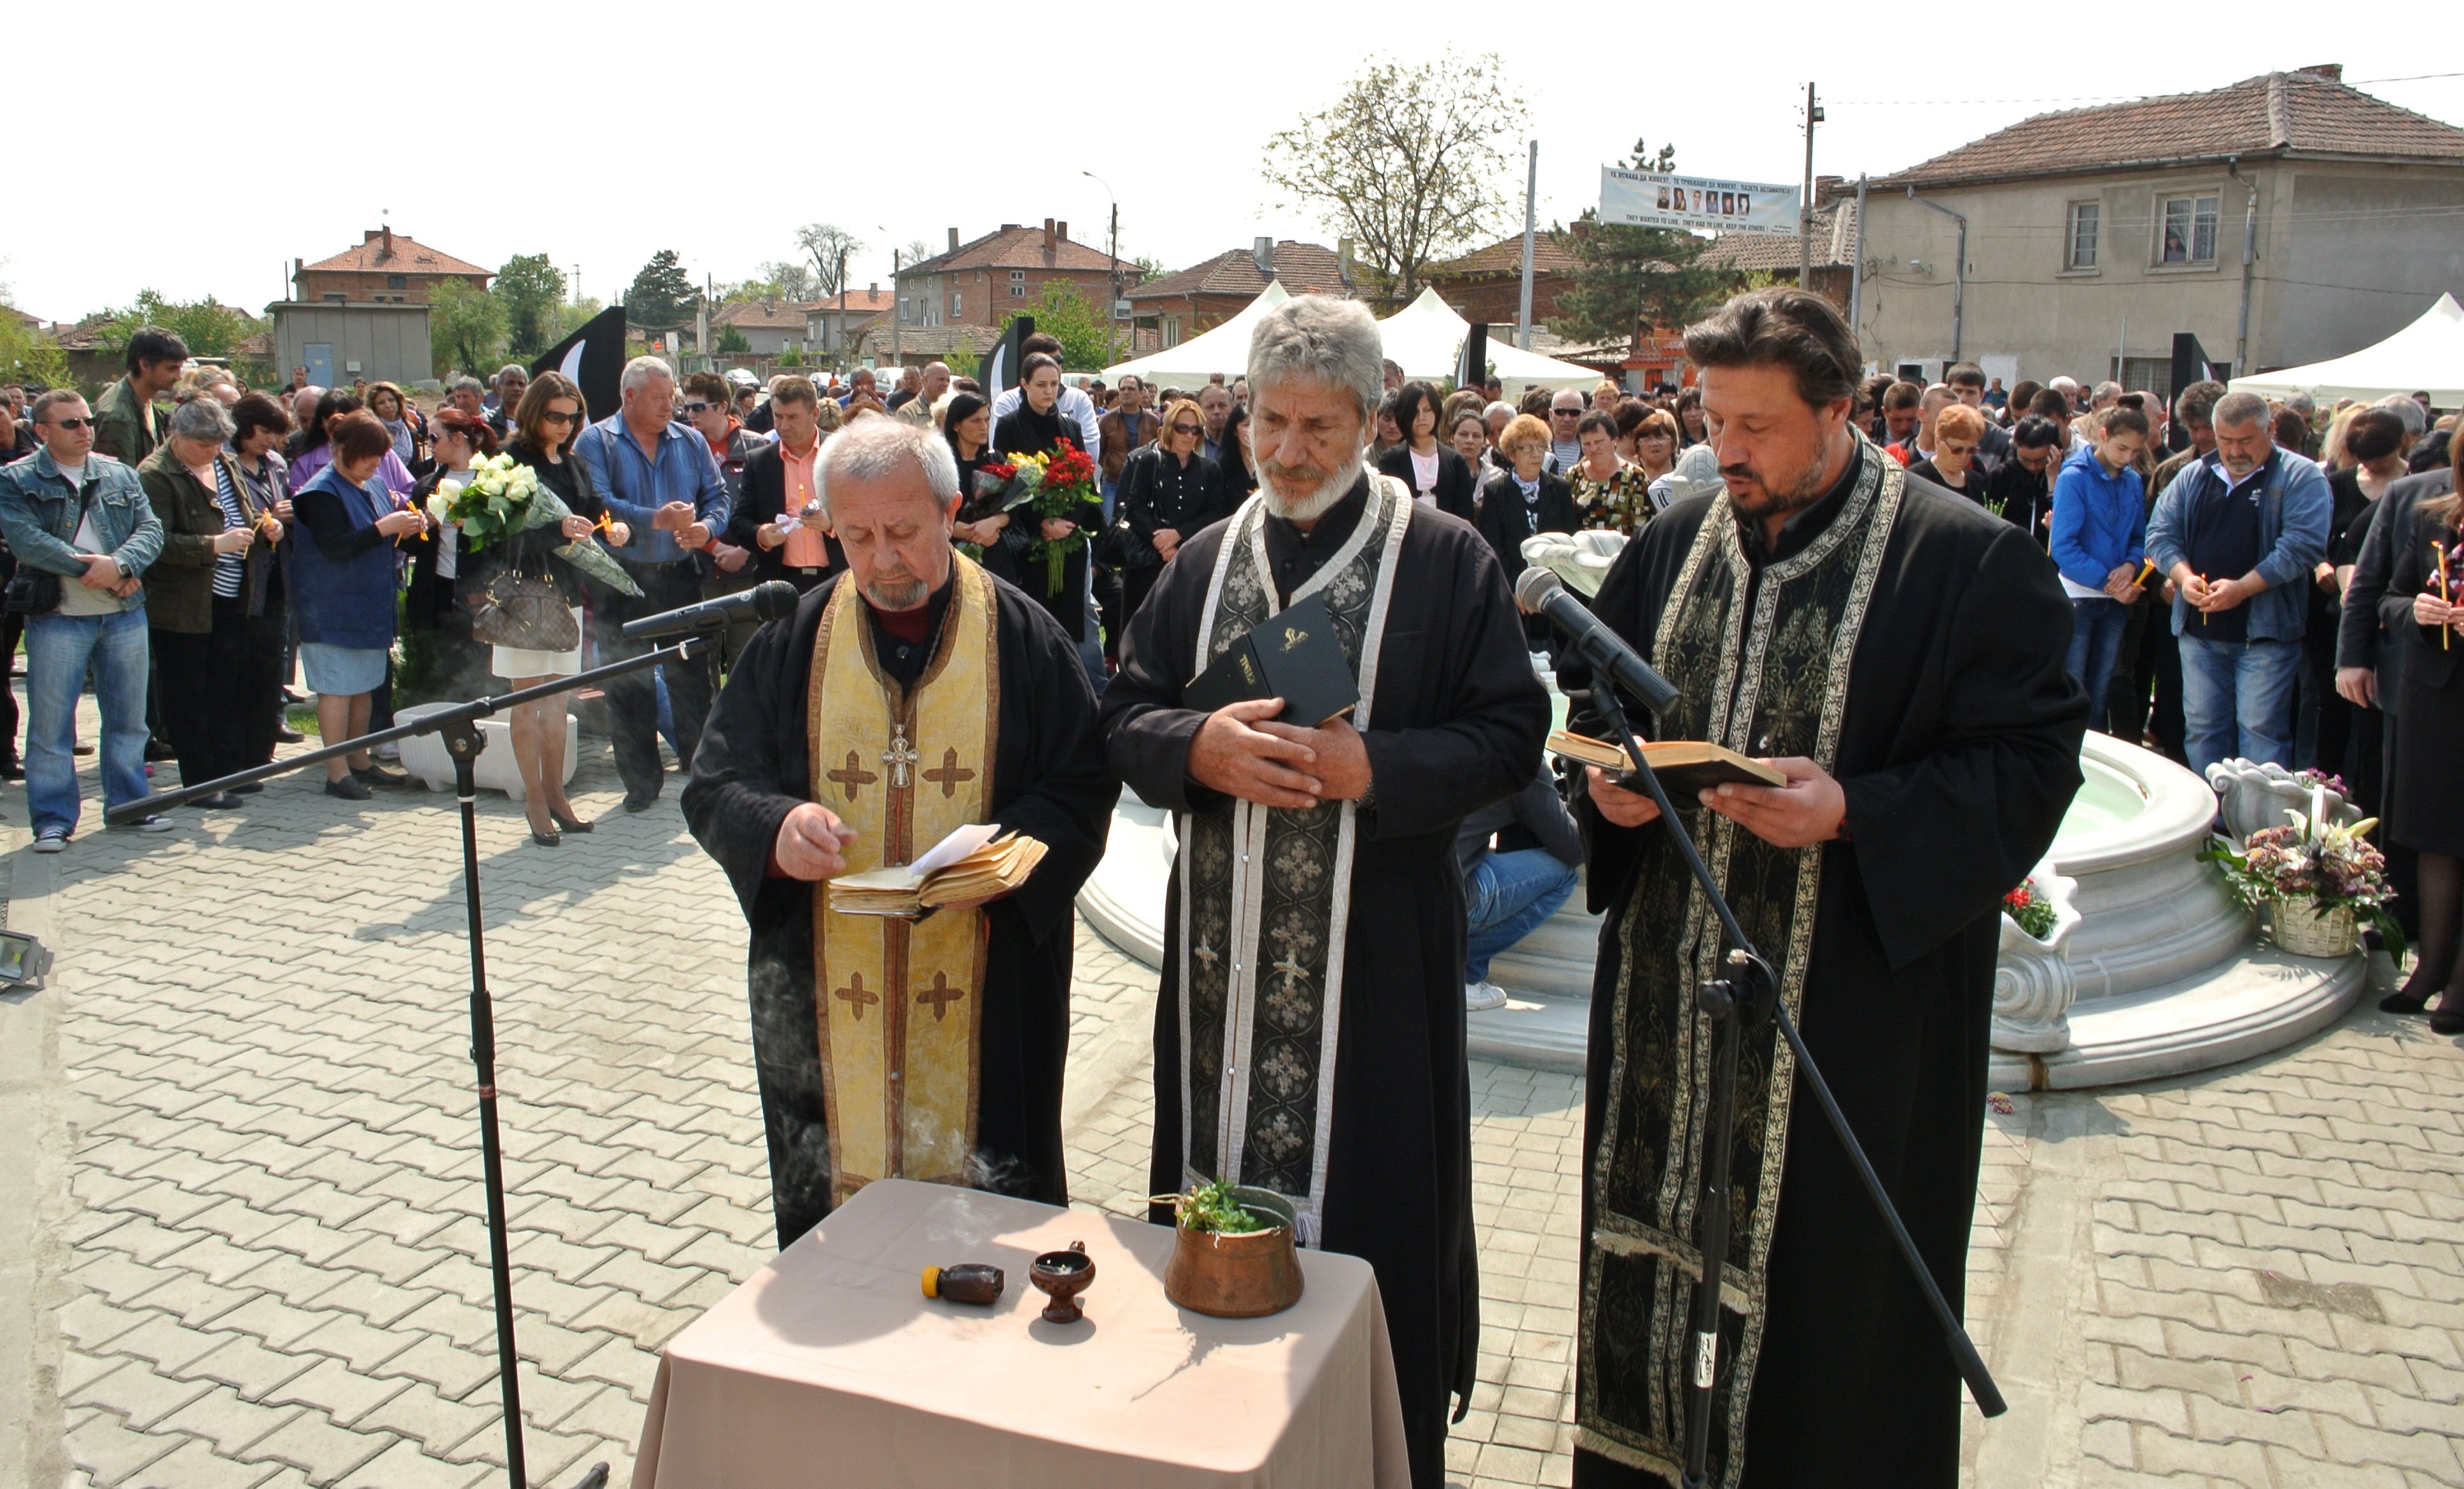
[2145,390,2330,778]
[0,391,172,847]
[2049,407,2151,720]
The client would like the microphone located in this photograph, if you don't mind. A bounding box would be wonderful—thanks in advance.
[1515,567,1679,716]
[620,580,802,641]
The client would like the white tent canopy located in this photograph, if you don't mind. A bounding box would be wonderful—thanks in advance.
[2230,293,2464,407]
[1377,287,1604,392]
[1100,281,1289,387]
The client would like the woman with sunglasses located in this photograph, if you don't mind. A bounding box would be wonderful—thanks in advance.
[1115,398,1228,631]
[479,372,630,845]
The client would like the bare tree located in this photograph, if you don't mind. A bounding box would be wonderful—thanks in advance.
[794,223,864,296]
[758,259,820,301]
[900,239,935,271]
[1261,50,1527,307]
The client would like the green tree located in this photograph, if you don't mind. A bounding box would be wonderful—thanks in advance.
[998,281,1109,370]
[97,290,265,360]
[756,259,820,301]
[624,249,697,330]
[713,323,751,355]
[1261,50,1526,307]
[429,276,505,378]
[0,305,69,388]
[1547,139,1739,356]
[493,253,567,357]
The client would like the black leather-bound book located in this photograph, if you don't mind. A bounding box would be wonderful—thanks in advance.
[1184,593,1360,728]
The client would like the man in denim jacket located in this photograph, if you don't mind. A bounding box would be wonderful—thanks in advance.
[0,390,171,846]
[2145,389,2330,778]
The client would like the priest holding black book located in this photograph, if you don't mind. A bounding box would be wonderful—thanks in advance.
[682,417,1114,1250]
[1567,289,2087,1488]
[1099,295,1550,1488]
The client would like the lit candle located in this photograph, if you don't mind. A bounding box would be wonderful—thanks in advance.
[2437,542,2452,653]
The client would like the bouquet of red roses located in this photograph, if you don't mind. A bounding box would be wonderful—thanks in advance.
[1019,440,1099,596]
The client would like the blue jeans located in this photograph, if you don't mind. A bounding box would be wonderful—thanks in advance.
[2178,633,2301,780]
[1463,848,1578,983]
[24,608,153,837]
[2066,597,2129,730]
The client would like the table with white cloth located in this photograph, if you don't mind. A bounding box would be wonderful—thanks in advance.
[631,1178,1410,1489]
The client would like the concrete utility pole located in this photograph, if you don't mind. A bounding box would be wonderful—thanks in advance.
[892,249,904,365]
[1084,170,1121,365]
[1847,174,1868,355]
[1907,186,1967,361]
[1800,83,1823,290]
[1516,140,1539,350]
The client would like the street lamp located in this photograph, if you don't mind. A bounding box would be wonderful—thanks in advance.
[1082,170,1121,365]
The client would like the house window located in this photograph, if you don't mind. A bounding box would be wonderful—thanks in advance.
[2160,193,2219,264]
[1162,318,1181,349]
[386,274,406,290]
[2066,203,2099,269]
[1009,284,1026,298]
[1009,269,1025,282]
[323,292,346,304]
[950,292,963,316]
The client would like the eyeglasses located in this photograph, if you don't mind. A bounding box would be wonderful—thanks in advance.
[540,409,578,426]
[1169,423,1202,437]
[45,417,95,430]
[680,402,713,415]
[1551,407,1582,417]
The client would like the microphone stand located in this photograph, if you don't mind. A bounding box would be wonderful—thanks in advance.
[107,633,728,1489]
[1579,677,2005,1489]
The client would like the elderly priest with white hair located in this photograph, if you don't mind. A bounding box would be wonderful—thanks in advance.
[1099,295,1551,1486]
[683,416,1114,1250]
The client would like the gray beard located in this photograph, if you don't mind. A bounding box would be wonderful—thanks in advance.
[1261,452,1366,526]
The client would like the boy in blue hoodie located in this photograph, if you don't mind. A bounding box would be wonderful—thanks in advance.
[2048,407,2151,722]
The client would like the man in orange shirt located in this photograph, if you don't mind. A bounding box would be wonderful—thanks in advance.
[733,377,843,595]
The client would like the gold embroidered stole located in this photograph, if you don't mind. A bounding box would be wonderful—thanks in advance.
[1577,445,1905,1486]
[806,555,1000,1209]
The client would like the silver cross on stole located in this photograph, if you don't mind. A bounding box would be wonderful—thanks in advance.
[881,728,920,790]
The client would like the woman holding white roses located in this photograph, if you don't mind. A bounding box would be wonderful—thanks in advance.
[406,407,498,701]
[475,371,631,844]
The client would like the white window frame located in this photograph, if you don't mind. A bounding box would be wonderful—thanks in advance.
[2157,190,2221,265]
[2064,201,2099,270]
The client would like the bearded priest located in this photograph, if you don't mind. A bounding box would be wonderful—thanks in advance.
[1099,295,1550,1488]
[683,416,1114,1249]
[1568,289,2087,1488]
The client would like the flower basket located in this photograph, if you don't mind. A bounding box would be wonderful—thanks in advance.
[2270,895,2356,958]
[2198,782,2401,967]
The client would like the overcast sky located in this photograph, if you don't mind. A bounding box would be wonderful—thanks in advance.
[7,8,2458,324]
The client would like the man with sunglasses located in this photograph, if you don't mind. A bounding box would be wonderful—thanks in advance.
[1546,389,1585,473]
[0,391,174,846]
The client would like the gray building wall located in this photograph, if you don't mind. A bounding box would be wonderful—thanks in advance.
[270,303,434,386]
[1858,160,2464,388]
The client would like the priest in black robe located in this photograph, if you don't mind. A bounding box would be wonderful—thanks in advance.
[1099,294,1550,1489]
[683,416,1114,1250]
[1567,290,2087,1488]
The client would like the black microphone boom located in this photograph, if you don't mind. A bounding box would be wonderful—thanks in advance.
[619,579,801,641]
[1515,567,1678,715]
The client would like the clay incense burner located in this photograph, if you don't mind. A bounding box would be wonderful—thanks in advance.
[1028,1241,1095,1324]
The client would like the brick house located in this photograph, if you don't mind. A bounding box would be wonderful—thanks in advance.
[1420,231,1585,327]
[1123,240,1354,351]
[893,221,1119,333]
[291,227,493,305]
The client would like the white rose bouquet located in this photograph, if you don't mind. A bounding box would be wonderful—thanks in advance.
[430,452,640,596]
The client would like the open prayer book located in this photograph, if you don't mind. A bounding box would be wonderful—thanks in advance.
[1548,728,1788,797]
[825,823,1049,918]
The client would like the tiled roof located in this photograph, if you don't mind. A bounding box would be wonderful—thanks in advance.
[1423,230,1585,281]
[1128,241,1352,302]
[50,314,113,351]
[808,289,895,318]
[300,230,493,280]
[1875,67,2464,190]
[1697,198,1858,271]
[902,223,1116,277]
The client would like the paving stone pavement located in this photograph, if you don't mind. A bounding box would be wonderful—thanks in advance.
[4,708,2460,1488]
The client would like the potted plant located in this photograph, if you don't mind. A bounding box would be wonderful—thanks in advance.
[2200,793,2404,962]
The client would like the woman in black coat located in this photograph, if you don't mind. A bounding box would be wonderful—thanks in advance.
[406,408,498,701]
[2379,446,2464,1034]
[1477,412,1579,648]
[990,353,1106,676]
[1116,398,1225,633]
[1375,379,1478,522]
